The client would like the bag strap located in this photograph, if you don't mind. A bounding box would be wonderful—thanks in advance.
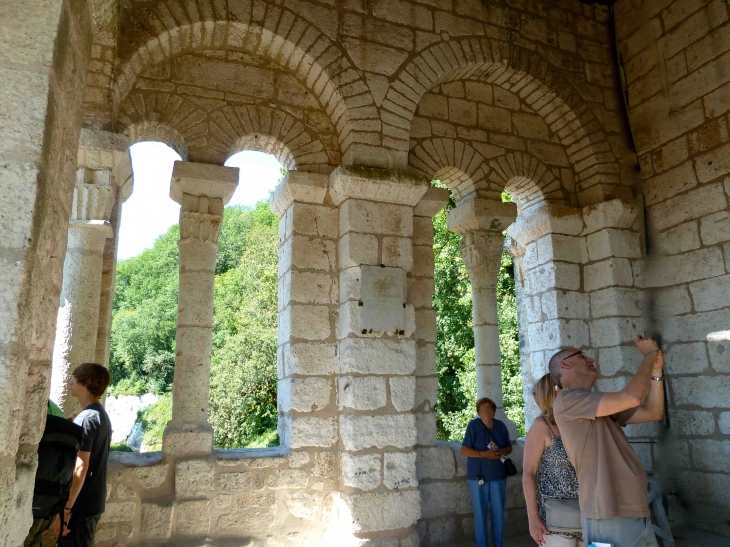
[486,426,501,450]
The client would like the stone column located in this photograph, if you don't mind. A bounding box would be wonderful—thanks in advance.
[50,182,114,417]
[332,166,429,547]
[162,162,238,457]
[448,198,517,437]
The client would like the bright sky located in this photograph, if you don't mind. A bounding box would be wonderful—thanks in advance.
[117,143,283,261]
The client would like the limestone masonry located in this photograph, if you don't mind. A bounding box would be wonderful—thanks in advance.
[1,0,729,545]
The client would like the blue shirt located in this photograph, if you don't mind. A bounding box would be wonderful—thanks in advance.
[462,417,511,481]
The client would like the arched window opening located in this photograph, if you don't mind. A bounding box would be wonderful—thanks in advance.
[107,145,283,452]
[433,182,525,442]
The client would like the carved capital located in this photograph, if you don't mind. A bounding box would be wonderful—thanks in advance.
[71,183,114,222]
[581,198,638,236]
[180,211,223,242]
[459,229,506,281]
[447,198,517,235]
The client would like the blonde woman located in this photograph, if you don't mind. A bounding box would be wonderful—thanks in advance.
[522,374,583,547]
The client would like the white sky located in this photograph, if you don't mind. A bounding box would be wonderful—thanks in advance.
[117,143,283,261]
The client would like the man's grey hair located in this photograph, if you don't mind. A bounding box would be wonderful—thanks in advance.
[548,349,571,387]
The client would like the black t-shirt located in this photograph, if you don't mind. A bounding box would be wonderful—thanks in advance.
[72,403,111,516]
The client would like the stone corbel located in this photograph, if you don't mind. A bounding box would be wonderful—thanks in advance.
[414,187,449,218]
[447,198,517,235]
[580,198,639,236]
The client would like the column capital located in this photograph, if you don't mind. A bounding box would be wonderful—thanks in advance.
[329,165,429,206]
[581,198,638,236]
[270,171,328,217]
[170,161,239,205]
[447,198,517,235]
[414,187,449,217]
[459,229,506,275]
[71,183,114,223]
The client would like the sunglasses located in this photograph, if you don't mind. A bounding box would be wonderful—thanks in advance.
[563,350,589,361]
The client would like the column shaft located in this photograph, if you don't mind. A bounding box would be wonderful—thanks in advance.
[51,223,112,416]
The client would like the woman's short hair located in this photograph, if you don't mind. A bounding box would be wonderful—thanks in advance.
[533,373,559,423]
[476,397,497,414]
[72,363,111,397]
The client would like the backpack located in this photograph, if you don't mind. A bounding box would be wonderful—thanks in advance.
[32,415,84,518]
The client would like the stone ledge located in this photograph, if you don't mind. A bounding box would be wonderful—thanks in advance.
[330,165,429,206]
[108,446,289,467]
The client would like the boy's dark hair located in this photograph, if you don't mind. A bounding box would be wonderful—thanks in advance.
[476,397,497,414]
[72,363,111,397]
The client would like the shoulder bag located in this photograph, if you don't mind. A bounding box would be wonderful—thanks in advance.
[543,498,582,533]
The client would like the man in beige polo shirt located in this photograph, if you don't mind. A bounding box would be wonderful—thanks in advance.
[550,335,664,547]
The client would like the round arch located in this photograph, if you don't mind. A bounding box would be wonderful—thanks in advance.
[112,0,375,162]
[125,121,189,161]
[392,37,621,201]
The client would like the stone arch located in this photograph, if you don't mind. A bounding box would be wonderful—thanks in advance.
[492,152,569,214]
[409,138,491,202]
[392,37,620,202]
[112,0,376,161]
[125,121,188,160]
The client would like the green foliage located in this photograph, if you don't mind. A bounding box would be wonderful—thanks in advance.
[110,203,280,449]
[433,181,525,441]
[110,441,133,452]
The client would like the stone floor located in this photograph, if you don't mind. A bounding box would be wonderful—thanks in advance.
[442,527,730,547]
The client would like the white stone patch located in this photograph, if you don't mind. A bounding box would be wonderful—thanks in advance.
[339,376,387,410]
[341,453,382,491]
[383,452,417,490]
[341,415,417,451]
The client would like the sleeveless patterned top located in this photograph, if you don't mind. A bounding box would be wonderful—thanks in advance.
[536,417,583,541]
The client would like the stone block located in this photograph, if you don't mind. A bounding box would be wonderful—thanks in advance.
[420,482,472,519]
[286,492,322,520]
[649,285,693,316]
[342,453,382,491]
[700,210,730,246]
[584,258,634,291]
[290,271,335,305]
[174,499,211,535]
[536,234,588,265]
[265,468,309,489]
[664,342,709,374]
[664,308,730,343]
[283,377,332,412]
[595,346,640,376]
[655,221,701,255]
[280,304,331,342]
[341,414,417,450]
[408,277,436,309]
[644,246,726,287]
[382,236,413,271]
[414,377,436,411]
[478,103,511,132]
[648,182,727,231]
[285,342,339,375]
[672,376,730,408]
[695,141,730,183]
[270,172,328,216]
[290,417,337,449]
[413,217,435,245]
[140,503,172,539]
[525,262,581,293]
[99,501,136,524]
[416,411,438,447]
[415,309,437,342]
[384,451,417,490]
[690,440,730,472]
[429,517,456,545]
[339,338,416,375]
[416,344,437,376]
[689,274,730,312]
[291,203,339,238]
[340,199,413,236]
[719,412,730,434]
[391,376,418,411]
[586,229,641,261]
[541,290,589,319]
[288,236,337,271]
[416,446,456,480]
[411,245,435,277]
[590,317,644,347]
[528,319,589,352]
[673,410,717,437]
[339,232,379,268]
[345,491,421,533]
[215,470,266,491]
[175,458,214,498]
[339,376,387,410]
[708,340,730,372]
[590,287,643,317]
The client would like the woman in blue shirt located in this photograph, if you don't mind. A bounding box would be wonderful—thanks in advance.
[461,397,513,547]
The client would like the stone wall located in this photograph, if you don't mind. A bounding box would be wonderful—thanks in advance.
[0,0,94,544]
[615,0,730,535]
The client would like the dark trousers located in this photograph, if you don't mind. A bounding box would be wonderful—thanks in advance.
[23,517,53,547]
[57,514,101,547]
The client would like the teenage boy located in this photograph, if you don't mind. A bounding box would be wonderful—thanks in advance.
[54,363,112,547]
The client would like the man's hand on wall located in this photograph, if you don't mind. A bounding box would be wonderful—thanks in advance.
[633,334,659,355]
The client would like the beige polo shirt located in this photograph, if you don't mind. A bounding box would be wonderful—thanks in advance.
[554,387,649,520]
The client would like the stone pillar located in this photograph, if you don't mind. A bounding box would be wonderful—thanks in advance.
[162,162,238,457]
[50,182,114,417]
[448,199,517,437]
[332,166,429,547]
